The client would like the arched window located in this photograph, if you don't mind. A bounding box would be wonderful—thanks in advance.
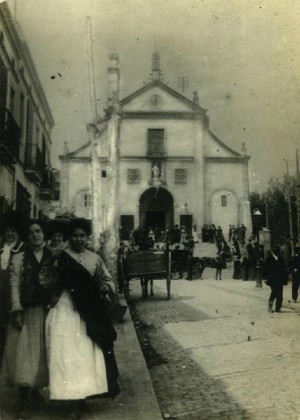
[84,193,92,207]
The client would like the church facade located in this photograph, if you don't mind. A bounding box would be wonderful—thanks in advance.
[59,54,251,236]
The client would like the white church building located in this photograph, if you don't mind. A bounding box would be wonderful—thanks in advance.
[59,53,251,236]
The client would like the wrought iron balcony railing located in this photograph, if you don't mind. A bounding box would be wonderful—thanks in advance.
[0,108,20,164]
[24,143,44,183]
[39,167,55,200]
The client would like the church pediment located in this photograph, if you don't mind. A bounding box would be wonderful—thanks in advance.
[121,80,204,114]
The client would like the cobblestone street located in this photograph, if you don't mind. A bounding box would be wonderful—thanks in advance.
[129,244,300,420]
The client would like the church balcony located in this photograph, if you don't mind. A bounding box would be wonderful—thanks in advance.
[24,143,44,183]
[146,150,166,159]
[0,108,20,164]
[39,168,55,200]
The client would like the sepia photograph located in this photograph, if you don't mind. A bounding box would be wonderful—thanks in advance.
[0,0,300,418]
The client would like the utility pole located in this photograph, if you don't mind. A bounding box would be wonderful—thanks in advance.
[283,159,294,256]
[265,202,269,229]
[85,16,102,250]
[102,54,121,283]
[296,149,300,245]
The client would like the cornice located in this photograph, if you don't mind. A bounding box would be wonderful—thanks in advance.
[59,156,109,163]
[120,155,195,162]
[123,111,203,120]
[205,156,250,163]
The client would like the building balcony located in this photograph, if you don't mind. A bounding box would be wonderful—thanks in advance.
[24,143,44,183]
[146,149,166,158]
[39,168,55,200]
[0,108,20,164]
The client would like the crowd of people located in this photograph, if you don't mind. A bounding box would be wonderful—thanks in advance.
[0,212,119,419]
[119,224,199,250]
[1,211,300,418]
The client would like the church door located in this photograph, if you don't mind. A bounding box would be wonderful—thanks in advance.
[139,187,174,230]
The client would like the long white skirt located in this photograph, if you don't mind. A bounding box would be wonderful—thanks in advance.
[1,306,48,388]
[46,291,108,400]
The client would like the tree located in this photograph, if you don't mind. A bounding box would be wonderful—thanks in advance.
[250,176,298,244]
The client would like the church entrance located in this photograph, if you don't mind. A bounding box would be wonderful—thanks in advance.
[139,187,174,230]
[146,211,165,230]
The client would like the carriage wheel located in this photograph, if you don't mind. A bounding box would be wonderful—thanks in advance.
[166,276,171,300]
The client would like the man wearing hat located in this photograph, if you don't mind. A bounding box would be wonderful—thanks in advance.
[0,211,25,366]
[289,246,300,303]
[263,244,289,313]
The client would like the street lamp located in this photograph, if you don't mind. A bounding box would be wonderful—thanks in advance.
[252,209,263,287]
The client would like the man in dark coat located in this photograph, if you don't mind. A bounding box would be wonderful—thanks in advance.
[289,246,300,303]
[263,244,289,313]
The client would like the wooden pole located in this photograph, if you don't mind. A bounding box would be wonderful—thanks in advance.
[85,16,101,250]
[102,54,121,284]
[284,159,294,255]
[296,149,300,245]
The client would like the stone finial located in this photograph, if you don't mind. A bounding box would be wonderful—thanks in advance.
[149,51,164,82]
[193,90,199,105]
[63,141,69,155]
[108,53,120,100]
[241,142,247,155]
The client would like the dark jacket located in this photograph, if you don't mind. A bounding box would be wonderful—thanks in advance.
[262,252,288,286]
[288,254,300,281]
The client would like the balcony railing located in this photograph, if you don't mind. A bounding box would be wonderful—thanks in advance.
[0,108,20,164]
[39,168,55,200]
[147,149,166,158]
[24,143,44,183]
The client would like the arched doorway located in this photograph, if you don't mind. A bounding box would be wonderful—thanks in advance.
[139,187,174,230]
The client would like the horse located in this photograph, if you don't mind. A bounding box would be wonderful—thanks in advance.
[140,278,154,298]
[198,255,226,280]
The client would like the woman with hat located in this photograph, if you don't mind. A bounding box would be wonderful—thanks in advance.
[46,219,68,254]
[45,217,119,416]
[0,211,25,367]
[1,219,52,407]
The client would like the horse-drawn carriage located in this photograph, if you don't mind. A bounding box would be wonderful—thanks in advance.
[119,243,203,300]
[121,249,171,300]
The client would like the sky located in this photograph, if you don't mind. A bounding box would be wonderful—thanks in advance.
[4,0,300,192]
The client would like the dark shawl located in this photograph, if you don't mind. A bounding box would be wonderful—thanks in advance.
[21,246,53,308]
[54,250,119,396]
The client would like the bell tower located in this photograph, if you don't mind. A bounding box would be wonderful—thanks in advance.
[149,51,164,82]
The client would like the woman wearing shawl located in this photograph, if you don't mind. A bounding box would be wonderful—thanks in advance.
[1,220,51,405]
[45,218,119,409]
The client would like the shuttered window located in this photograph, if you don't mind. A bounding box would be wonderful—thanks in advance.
[147,129,164,156]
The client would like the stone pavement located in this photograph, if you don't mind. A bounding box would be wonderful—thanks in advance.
[129,242,300,420]
[0,296,162,420]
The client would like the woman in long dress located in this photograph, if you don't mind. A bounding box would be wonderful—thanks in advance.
[1,220,51,404]
[0,211,25,367]
[45,218,119,409]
